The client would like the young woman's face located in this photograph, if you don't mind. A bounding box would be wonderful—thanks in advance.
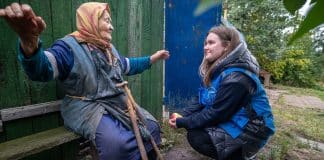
[204,33,226,63]
[98,10,114,42]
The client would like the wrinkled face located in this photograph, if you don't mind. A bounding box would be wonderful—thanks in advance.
[98,10,114,42]
[204,33,226,63]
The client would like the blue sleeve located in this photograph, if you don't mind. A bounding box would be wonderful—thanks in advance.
[18,40,53,82]
[179,96,204,117]
[18,39,74,81]
[111,46,151,76]
[127,56,151,76]
[46,40,74,80]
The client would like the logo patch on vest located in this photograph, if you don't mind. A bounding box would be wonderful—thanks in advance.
[199,86,217,107]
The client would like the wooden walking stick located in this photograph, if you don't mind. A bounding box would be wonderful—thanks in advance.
[116,81,148,160]
[116,81,164,160]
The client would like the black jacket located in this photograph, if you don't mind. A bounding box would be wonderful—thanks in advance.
[177,43,260,129]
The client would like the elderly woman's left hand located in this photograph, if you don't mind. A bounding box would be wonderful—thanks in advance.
[150,49,169,64]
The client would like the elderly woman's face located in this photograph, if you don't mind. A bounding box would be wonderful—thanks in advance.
[204,33,226,63]
[99,10,114,42]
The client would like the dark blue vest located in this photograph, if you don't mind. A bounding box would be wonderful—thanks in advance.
[199,68,275,138]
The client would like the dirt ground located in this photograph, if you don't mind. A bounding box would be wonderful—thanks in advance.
[162,88,324,160]
[162,135,212,160]
[266,89,324,110]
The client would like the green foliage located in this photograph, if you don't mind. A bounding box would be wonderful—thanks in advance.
[225,0,322,87]
[312,27,324,81]
[265,60,286,81]
[261,48,315,87]
[313,26,324,52]
[313,53,324,81]
[279,33,321,87]
[279,49,315,87]
[227,0,292,60]
[195,0,323,87]
[194,0,222,16]
[195,0,324,46]
[160,122,186,152]
[283,0,306,14]
[283,0,324,45]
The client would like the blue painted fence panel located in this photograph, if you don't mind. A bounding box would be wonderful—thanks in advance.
[165,0,222,109]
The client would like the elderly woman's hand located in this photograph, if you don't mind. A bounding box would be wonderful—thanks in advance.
[0,3,46,56]
[150,49,170,64]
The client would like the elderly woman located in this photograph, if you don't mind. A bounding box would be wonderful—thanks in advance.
[0,2,169,160]
[169,26,275,160]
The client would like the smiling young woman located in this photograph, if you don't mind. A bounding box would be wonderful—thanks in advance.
[169,26,275,160]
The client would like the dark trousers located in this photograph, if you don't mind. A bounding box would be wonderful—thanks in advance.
[187,128,264,160]
[187,129,218,159]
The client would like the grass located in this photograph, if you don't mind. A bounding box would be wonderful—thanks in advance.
[275,84,324,101]
[259,104,324,159]
[259,85,324,159]
[274,105,324,142]
[159,122,186,152]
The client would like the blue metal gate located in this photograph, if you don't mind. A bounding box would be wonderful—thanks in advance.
[165,0,222,109]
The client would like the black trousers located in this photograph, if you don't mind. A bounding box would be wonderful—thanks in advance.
[187,128,264,160]
[187,129,218,159]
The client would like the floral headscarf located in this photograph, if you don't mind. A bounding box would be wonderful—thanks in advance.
[70,2,115,64]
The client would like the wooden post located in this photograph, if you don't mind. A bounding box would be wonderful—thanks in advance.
[263,74,271,88]
[260,70,271,88]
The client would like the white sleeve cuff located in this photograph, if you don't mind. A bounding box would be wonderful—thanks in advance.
[44,51,59,79]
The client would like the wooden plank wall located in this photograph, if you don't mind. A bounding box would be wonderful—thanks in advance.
[0,0,164,159]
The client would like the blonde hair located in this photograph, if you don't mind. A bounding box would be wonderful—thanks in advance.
[199,26,241,86]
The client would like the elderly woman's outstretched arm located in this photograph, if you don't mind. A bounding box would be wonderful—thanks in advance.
[0,3,45,56]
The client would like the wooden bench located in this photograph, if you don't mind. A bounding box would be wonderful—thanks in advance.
[0,101,81,160]
[0,126,80,159]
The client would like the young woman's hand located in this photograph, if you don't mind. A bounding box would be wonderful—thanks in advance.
[168,113,182,128]
[0,3,46,56]
[150,50,170,64]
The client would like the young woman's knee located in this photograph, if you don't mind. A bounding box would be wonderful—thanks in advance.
[187,129,218,159]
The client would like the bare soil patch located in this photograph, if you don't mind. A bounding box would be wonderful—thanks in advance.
[283,95,324,110]
[163,135,212,160]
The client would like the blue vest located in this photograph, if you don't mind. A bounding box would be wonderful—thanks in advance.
[199,68,275,138]
[57,36,126,140]
[58,36,156,141]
